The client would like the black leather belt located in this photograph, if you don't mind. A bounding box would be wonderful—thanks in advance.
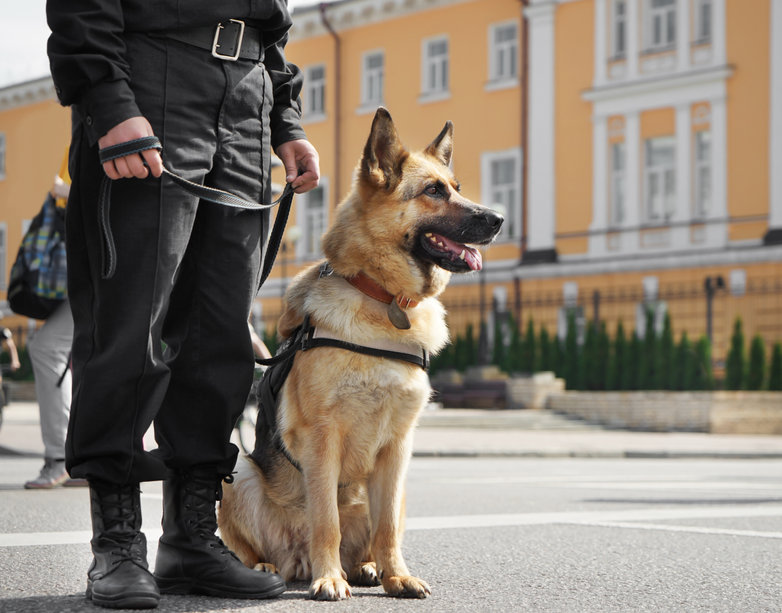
[153,19,264,62]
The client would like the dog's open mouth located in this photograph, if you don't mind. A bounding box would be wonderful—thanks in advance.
[420,232,483,272]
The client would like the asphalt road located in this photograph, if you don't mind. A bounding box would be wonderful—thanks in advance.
[1,455,781,613]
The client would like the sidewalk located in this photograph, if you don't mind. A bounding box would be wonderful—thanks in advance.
[2,401,782,460]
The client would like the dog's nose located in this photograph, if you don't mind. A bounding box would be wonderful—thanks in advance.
[485,210,504,233]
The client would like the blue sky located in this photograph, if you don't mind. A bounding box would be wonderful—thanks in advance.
[0,0,315,88]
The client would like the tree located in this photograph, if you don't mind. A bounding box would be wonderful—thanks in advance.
[539,325,553,372]
[606,320,626,391]
[521,318,537,373]
[725,317,746,390]
[659,312,675,390]
[504,316,523,374]
[692,336,714,391]
[768,342,782,391]
[563,311,579,389]
[746,335,766,391]
[491,316,507,371]
[673,332,693,391]
[624,332,642,390]
[640,307,661,389]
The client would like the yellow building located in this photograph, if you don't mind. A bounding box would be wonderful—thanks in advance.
[0,77,71,339]
[267,0,782,369]
[1,0,780,372]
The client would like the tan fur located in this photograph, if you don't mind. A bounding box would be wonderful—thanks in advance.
[218,108,502,601]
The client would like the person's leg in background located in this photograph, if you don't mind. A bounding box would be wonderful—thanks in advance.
[25,300,83,489]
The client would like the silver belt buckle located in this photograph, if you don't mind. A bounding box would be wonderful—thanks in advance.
[212,19,245,61]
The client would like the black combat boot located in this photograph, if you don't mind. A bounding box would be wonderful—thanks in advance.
[86,481,160,609]
[153,466,286,599]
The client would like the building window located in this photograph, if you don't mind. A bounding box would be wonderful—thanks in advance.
[488,22,518,83]
[303,64,326,120]
[644,137,676,223]
[482,149,522,242]
[695,0,712,42]
[0,133,6,180]
[610,142,626,226]
[611,0,627,58]
[421,36,449,98]
[300,183,328,258]
[646,0,676,51]
[694,130,711,218]
[361,51,384,108]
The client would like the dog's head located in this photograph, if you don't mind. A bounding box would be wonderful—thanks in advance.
[323,108,503,298]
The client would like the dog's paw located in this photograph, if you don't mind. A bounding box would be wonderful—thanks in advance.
[253,562,279,575]
[349,562,381,587]
[309,576,352,601]
[382,575,431,599]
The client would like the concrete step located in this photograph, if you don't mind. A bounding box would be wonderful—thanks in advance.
[418,407,605,431]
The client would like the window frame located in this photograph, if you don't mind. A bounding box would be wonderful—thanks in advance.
[360,49,385,110]
[611,0,628,59]
[694,0,713,43]
[297,178,329,260]
[693,130,712,219]
[644,0,677,52]
[420,35,450,101]
[488,21,519,87]
[481,148,522,243]
[609,141,626,227]
[643,136,676,224]
[303,63,326,122]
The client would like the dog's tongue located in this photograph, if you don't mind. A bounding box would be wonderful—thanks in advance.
[437,235,483,271]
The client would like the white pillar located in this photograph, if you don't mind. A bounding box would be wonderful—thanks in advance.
[626,0,639,79]
[524,0,557,261]
[676,0,691,72]
[622,111,641,253]
[672,103,691,248]
[709,97,728,246]
[594,0,608,86]
[768,0,782,242]
[589,114,609,256]
[712,0,727,66]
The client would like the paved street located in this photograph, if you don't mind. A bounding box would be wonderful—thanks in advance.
[1,402,781,612]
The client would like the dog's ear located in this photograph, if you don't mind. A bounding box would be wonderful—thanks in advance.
[361,107,408,190]
[425,121,454,167]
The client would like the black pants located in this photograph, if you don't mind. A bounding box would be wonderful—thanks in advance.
[65,33,273,484]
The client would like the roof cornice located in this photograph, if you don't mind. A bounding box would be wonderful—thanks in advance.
[0,76,56,112]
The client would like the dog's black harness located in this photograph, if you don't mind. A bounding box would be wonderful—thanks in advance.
[251,300,429,476]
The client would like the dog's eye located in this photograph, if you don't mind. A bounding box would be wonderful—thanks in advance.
[424,182,445,198]
[425,185,439,196]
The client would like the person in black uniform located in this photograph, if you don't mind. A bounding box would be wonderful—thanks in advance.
[46,1,319,608]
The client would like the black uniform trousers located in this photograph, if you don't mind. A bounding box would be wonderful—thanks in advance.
[65,33,273,484]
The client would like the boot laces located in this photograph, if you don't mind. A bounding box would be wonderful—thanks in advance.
[99,488,145,566]
[183,479,239,560]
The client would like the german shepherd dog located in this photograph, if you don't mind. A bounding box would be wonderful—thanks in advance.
[218,108,503,600]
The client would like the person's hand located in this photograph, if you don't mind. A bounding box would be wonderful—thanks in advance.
[275,139,320,194]
[97,117,164,180]
[10,359,20,372]
[50,175,70,200]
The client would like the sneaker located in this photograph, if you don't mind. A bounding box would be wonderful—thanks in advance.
[24,458,69,489]
[63,477,89,487]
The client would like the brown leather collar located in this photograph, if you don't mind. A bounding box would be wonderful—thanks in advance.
[346,271,419,309]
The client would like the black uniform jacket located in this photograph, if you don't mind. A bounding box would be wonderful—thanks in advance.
[47,0,306,147]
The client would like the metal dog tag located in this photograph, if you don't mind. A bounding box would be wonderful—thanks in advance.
[387,299,411,330]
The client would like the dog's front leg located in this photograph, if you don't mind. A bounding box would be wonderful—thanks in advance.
[368,436,431,599]
[302,431,351,600]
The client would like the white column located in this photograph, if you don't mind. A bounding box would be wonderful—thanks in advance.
[589,114,609,256]
[622,111,641,252]
[769,0,782,240]
[525,0,557,260]
[712,0,727,66]
[594,0,608,86]
[626,0,639,79]
[672,103,691,248]
[709,97,728,246]
[676,0,691,72]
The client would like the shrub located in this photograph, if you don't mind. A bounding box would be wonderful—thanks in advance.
[692,336,714,391]
[659,312,675,390]
[768,343,782,391]
[725,318,746,390]
[606,320,626,390]
[539,326,553,372]
[563,312,579,389]
[746,335,766,390]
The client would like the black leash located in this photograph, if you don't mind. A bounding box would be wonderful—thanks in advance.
[97,136,295,284]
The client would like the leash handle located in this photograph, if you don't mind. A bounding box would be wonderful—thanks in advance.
[97,136,295,282]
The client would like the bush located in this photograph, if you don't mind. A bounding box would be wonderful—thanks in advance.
[659,313,675,390]
[725,317,745,390]
[504,316,523,374]
[746,335,766,390]
[673,332,694,391]
[606,321,626,390]
[692,336,714,391]
[539,326,553,372]
[563,312,579,389]
[521,318,537,373]
[769,343,782,391]
[624,333,642,390]
[640,307,661,389]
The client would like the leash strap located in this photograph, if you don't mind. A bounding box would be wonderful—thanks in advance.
[97,136,295,284]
